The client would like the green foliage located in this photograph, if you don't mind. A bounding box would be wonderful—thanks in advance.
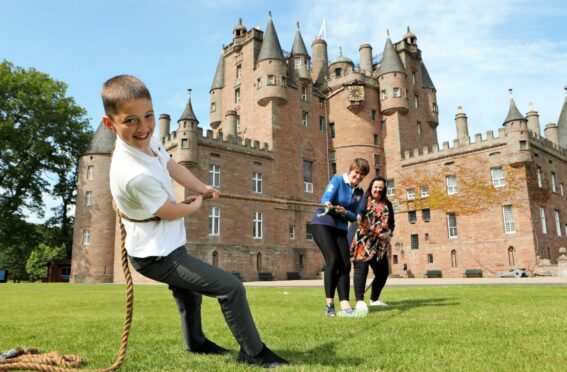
[25,244,66,281]
[1,285,567,371]
[0,59,92,267]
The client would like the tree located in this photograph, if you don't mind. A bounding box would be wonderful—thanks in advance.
[25,243,66,282]
[0,60,92,274]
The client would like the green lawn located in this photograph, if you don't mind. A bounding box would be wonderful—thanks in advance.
[1,283,566,371]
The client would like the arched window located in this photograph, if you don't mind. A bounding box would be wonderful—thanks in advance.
[507,246,515,266]
[451,249,457,268]
[212,251,218,267]
[256,252,262,272]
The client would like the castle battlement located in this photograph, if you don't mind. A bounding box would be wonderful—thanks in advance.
[401,129,506,166]
[528,131,567,159]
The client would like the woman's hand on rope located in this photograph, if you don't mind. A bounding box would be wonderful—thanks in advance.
[202,186,220,200]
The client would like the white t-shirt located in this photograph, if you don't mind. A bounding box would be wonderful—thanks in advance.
[109,136,186,258]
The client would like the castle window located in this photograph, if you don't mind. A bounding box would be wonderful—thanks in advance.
[252,172,262,194]
[381,120,386,130]
[329,122,335,139]
[209,165,220,187]
[446,175,457,195]
[236,64,242,79]
[371,110,377,121]
[381,90,387,100]
[554,210,562,237]
[551,172,558,193]
[299,254,304,268]
[281,76,287,87]
[335,67,342,77]
[235,88,240,104]
[502,205,516,234]
[386,179,395,197]
[236,116,240,131]
[289,225,295,240]
[301,86,308,101]
[267,75,276,85]
[253,161,262,166]
[392,255,398,264]
[491,167,505,187]
[374,135,378,145]
[303,160,313,193]
[425,233,430,241]
[427,254,433,264]
[302,112,309,126]
[331,163,337,175]
[85,191,93,207]
[253,212,263,239]
[519,140,528,150]
[87,165,94,180]
[412,72,416,85]
[319,116,325,132]
[210,152,220,158]
[212,251,218,267]
[209,207,220,236]
[537,166,543,187]
[181,138,189,148]
[374,154,381,165]
[411,234,419,249]
[393,87,401,98]
[295,58,301,69]
[257,77,262,88]
[420,185,429,197]
[540,207,547,234]
[560,183,565,196]
[210,102,216,113]
[447,213,458,238]
[329,151,336,161]
[414,95,419,109]
[407,188,415,201]
[320,98,324,107]
[256,252,262,271]
[433,102,438,113]
[82,230,90,246]
[306,223,314,241]
[422,209,430,221]
[451,250,457,267]
[408,210,417,223]
[417,122,422,135]
[508,246,515,266]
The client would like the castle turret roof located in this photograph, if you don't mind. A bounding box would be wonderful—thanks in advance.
[376,37,406,77]
[257,12,284,62]
[503,91,525,125]
[421,61,435,89]
[178,90,199,124]
[557,87,567,147]
[291,22,309,57]
[329,47,353,65]
[84,122,115,155]
[210,51,224,91]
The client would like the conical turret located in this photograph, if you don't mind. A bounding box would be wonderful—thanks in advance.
[503,89,526,126]
[255,12,287,106]
[421,60,438,127]
[377,32,408,115]
[289,22,311,82]
[210,49,224,128]
[557,87,567,148]
[177,89,200,166]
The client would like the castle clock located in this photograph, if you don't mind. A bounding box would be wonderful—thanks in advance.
[348,85,365,101]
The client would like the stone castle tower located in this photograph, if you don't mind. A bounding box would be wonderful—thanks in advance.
[71,14,567,282]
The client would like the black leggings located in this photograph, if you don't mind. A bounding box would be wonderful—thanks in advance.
[353,253,389,301]
[312,224,350,301]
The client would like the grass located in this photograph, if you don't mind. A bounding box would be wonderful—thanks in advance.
[1,283,567,371]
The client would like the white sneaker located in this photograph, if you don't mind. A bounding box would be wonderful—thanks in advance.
[355,301,368,311]
[369,299,389,307]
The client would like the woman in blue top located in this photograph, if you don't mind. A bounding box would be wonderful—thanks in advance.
[311,158,370,317]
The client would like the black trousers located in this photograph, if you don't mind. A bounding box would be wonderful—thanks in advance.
[353,253,389,302]
[312,224,351,301]
[129,246,264,356]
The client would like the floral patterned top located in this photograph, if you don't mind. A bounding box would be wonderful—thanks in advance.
[350,197,394,262]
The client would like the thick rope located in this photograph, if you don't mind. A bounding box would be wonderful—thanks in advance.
[0,211,134,372]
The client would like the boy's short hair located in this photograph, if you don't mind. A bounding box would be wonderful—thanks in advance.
[101,75,151,118]
[349,158,370,176]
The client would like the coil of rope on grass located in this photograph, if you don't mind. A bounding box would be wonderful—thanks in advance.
[0,193,339,371]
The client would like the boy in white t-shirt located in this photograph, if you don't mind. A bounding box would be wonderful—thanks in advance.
[101,75,288,368]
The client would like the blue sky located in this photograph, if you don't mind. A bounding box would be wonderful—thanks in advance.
[3,0,567,221]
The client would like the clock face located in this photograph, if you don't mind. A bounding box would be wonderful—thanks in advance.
[348,85,364,101]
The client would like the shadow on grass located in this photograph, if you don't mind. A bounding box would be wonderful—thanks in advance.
[369,297,458,316]
[278,341,364,367]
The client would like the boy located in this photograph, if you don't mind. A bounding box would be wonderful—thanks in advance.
[101,75,288,368]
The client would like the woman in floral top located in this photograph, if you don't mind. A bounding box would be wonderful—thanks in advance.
[348,176,395,310]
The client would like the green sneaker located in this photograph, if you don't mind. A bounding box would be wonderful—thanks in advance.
[337,308,368,318]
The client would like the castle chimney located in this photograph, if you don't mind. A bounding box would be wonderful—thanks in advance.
[544,123,559,146]
[359,42,373,76]
[159,114,171,143]
[311,38,328,85]
[455,106,469,145]
[526,102,541,135]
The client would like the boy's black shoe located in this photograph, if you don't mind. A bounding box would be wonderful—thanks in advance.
[237,343,289,368]
[190,339,229,355]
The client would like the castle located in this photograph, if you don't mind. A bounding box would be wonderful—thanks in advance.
[71,14,567,283]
